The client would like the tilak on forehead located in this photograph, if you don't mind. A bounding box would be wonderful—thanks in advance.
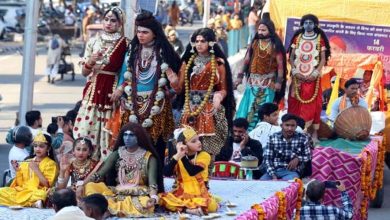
[137,26,152,32]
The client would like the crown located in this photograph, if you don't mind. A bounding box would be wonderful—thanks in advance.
[33,131,48,144]
[182,125,197,141]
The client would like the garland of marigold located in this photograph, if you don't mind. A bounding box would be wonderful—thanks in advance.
[369,139,385,199]
[293,33,321,104]
[360,149,372,218]
[251,204,266,220]
[184,54,216,117]
[275,191,287,220]
[294,178,304,220]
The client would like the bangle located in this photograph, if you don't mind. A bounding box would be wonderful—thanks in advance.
[58,177,65,184]
[150,194,159,203]
[84,63,93,70]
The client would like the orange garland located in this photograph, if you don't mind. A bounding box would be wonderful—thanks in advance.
[251,204,266,220]
[275,191,287,220]
[359,137,386,219]
[294,178,304,220]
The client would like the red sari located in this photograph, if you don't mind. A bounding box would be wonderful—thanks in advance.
[73,35,127,160]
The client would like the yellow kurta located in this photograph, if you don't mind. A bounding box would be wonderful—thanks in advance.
[0,157,58,207]
[159,151,218,213]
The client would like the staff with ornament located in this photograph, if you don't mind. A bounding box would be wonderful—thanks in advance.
[110,11,181,164]
[73,7,127,160]
[287,14,331,144]
[166,28,235,158]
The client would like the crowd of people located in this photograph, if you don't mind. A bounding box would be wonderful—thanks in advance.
[2,4,378,218]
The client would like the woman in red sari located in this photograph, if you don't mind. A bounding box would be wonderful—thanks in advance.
[73,7,127,160]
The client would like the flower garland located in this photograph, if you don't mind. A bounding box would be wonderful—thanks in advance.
[123,55,169,128]
[293,33,321,104]
[369,139,385,199]
[275,191,287,220]
[184,54,216,117]
[294,178,304,220]
[251,204,266,220]
[359,149,371,218]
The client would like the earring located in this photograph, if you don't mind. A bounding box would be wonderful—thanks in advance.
[190,42,195,53]
[209,41,216,54]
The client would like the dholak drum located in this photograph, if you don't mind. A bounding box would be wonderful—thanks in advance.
[334,106,372,140]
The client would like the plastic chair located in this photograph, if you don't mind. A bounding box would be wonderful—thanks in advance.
[212,161,241,179]
[2,169,11,187]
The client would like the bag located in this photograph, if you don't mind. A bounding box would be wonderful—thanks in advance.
[51,38,59,50]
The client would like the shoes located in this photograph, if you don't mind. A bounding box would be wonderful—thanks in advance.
[51,78,55,84]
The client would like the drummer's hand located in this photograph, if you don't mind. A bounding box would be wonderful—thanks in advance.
[287,157,299,170]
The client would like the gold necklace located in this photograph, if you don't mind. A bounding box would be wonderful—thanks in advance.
[73,159,91,175]
[184,54,216,117]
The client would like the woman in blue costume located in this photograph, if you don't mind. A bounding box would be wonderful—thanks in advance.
[110,11,181,164]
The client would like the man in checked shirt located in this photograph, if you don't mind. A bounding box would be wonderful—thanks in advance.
[299,180,353,219]
[261,113,312,180]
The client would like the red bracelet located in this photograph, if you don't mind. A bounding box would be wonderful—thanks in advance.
[84,63,93,70]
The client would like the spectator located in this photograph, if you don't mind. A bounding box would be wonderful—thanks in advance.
[80,194,108,220]
[50,189,93,220]
[8,126,32,178]
[167,29,184,55]
[322,76,345,110]
[230,13,243,30]
[215,22,228,55]
[249,103,281,149]
[82,9,95,42]
[216,118,263,178]
[46,34,66,84]
[168,1,180,27]
[207,18,216,30]
[261,113,311,180]
[64,5,76,26]
[156,0,169,26]
[299,180,353,219]
[247,6,258,45]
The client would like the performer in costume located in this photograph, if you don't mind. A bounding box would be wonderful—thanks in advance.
[80,123,163,217]
[111,11,181,164]
[0,132,57,208]
[236,18,287,130]
[57,137,99,191]
[160,126,218,216]
[166,28,236,158]
[287,14,331,143]
[73,7,127,160]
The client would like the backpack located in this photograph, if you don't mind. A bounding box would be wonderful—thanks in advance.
[51,38,59,50]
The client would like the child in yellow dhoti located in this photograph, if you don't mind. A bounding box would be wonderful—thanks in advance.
[160,126,218,216]
[0,132,58,208]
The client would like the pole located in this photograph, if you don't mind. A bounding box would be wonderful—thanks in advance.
[121,0,137,39]
[203,0,210,28]
[19,0,40,126]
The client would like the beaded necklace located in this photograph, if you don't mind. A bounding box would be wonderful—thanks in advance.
[293,33,321,104]
[184,54,216,117]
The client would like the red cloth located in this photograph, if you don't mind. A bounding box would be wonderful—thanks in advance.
[288,79,322,124]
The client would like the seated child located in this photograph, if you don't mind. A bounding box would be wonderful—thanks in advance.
[159,126,218,216]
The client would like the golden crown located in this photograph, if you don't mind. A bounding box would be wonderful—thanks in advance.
[33,131,48,144]
[182,126,197,141]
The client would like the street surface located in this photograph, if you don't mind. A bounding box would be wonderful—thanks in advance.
[0,20,388,219]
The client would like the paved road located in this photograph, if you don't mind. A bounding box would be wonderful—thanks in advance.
[0,20,388,218]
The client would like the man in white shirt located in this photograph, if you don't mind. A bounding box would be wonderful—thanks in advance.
[329,78,368,122]
[249,103,281,149]
[8,126,32,178]
[50,189,93,220]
